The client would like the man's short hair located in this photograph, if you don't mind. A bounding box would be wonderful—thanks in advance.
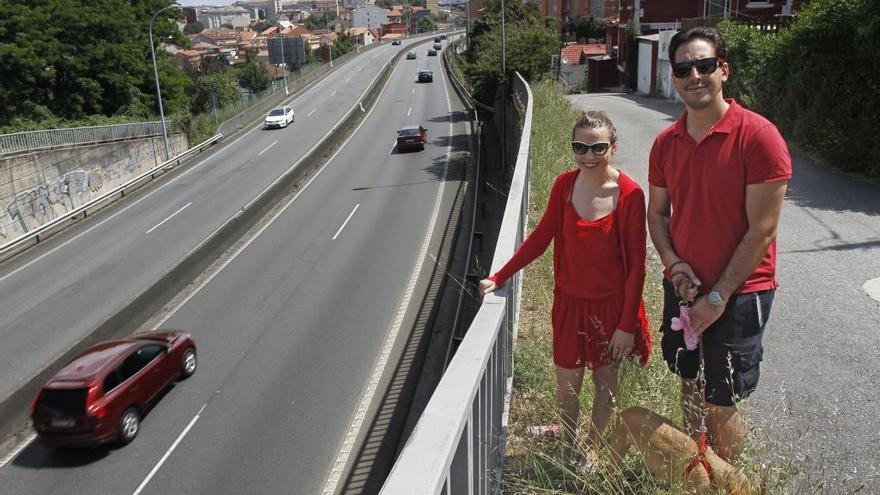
[668,26,727,63]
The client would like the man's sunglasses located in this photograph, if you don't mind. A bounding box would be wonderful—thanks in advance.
[571,141,611,155]
[671,57,724,79]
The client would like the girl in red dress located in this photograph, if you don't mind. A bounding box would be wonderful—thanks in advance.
[480,110,651,454]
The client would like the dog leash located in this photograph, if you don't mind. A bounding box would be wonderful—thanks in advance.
[685,337,713,480]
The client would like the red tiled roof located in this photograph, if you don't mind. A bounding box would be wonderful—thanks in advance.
[561,43,607,64]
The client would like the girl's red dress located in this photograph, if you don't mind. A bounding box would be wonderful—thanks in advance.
[489,169,652,370]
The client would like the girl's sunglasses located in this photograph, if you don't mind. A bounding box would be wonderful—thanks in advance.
[571,141,611,155]
[672,57,724,79]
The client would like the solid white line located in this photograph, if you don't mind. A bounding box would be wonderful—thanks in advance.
[0,432,36,468]
[132,404,206,495]
[407,106,412,116]
[257,140,278,156]
[307,108,318,117]
[388,142,396,155]
[321,50,456,495]
[331,204,360,240]
[145,202,192,234]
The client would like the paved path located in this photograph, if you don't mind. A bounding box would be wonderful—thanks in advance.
[569,92,880,493]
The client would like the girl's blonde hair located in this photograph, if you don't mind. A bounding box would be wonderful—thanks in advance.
[572,110,618,144]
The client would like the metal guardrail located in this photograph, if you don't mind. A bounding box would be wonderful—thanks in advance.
[381,72,533,494]
[0,121,177,156]
[0,133,222,259]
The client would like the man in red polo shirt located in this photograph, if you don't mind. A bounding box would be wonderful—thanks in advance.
[647,26,791,462]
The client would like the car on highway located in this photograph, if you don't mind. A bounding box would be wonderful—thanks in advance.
[31,330,197,448]
[264,105,294,129]
[406,51,417,59]
[440,34,447,40]
[433,43,442,51]
[417,69,433,82]
[434,36,442,42]
[397,125,427,152]
[391,39,401,45]
[427,49,437,56]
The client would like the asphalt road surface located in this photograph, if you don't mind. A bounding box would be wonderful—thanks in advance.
[570,92,880,493]
[0,37,469,494]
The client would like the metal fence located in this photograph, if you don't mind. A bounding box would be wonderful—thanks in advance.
[380,71,533,494]
[0,121,178,156]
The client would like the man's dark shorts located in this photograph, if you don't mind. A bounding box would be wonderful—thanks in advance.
[660,278,775,407]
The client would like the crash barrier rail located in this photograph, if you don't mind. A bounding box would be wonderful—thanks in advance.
[0,133,222,261]
[0,120,179,156]
[381,71,532,494]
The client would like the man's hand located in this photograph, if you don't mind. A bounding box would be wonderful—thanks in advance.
[670,261,701,302]
[609,329,634,361]
[689,295,726,335]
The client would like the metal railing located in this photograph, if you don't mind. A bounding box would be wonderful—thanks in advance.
[381,72,533,494]
[0,133,222,260]
[0,121,178,156]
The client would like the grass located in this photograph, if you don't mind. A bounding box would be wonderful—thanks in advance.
[499,79,809,494]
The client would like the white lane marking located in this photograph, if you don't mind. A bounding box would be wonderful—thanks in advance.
[864,277,880,302]
[0,432,36,468]
[148,54,399,329]
[258,140,278,156]
[145,202,192,234]
[132,404,207,495]
[331,204,360,240]
[331,90,338,96]
[411,88,415,95]
[407,106,412,116]
[307,108,318,117]
[321,50,456,495]
[388,142,396,155]
[0,121,264,284]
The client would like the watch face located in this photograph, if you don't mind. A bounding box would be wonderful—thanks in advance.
[708,291,723,306]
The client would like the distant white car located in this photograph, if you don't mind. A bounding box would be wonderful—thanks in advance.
[265,106,294,129]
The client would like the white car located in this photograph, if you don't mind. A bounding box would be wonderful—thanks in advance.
[265,105,294,129]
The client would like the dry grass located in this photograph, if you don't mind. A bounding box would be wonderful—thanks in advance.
[500,80,807,494]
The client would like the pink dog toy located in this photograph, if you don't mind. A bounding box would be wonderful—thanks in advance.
[670,304,699,351]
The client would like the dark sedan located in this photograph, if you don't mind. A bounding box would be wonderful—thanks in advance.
[31,330,197,448]
[418,69,433,82]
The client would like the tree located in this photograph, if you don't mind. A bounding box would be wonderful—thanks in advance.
[253,18,279,33]
[333,32,355,56]
[238,61,271,92]
[184,21,205,34]
[191,72,241,114]
[464,0,558,102]
[0,0,190,126]
[417,16,435,34]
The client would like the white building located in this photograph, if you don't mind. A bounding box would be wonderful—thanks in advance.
[197,6,252,29]
[352,5,387,30]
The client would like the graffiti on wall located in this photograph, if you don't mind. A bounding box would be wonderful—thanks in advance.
[2,137,179,240]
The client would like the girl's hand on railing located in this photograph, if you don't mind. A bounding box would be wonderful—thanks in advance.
[479,279,498,295]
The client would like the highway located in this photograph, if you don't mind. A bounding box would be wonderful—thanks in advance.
[0,36,469,494]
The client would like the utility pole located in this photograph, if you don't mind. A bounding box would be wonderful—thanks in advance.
[278,29,290,95]
[149,3,179,161]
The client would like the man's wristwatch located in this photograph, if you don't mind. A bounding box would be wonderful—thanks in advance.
[707,290,725,307]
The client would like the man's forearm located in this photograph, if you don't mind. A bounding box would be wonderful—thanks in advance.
[713,230,776,300]
[647,213,680,268]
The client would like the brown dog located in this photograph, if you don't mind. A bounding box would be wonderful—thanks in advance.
[609,406,757,495]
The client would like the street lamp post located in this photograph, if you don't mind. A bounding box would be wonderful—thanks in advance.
[279,29,290,95]
[149,3,178,161]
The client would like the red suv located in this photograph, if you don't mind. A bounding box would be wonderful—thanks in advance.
[31,330,197,448]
